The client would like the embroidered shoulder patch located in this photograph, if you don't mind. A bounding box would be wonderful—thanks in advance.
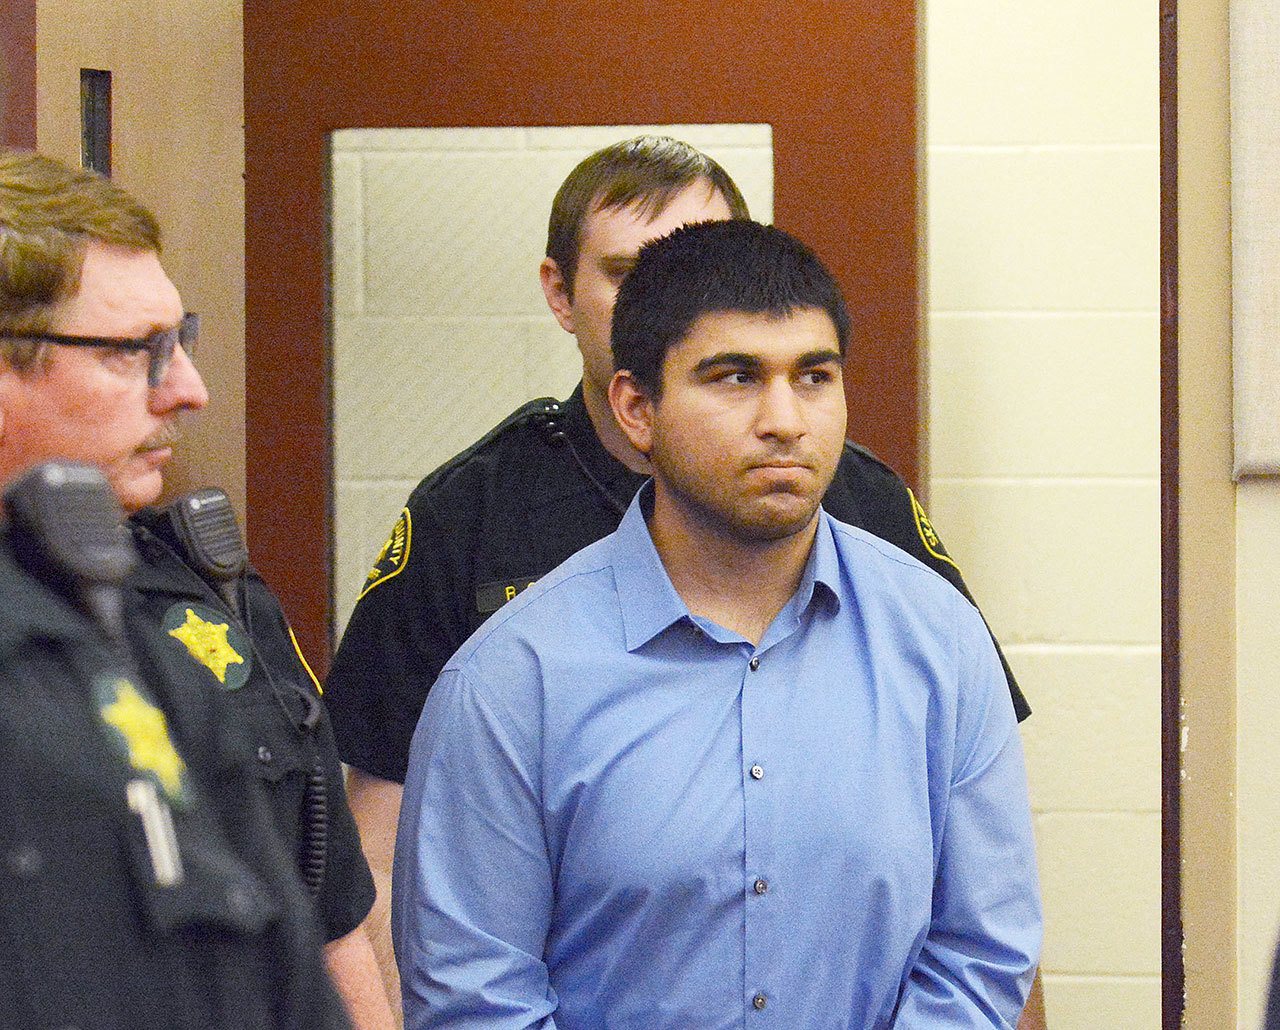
[96,675,191,807]
[908,489,960,572]
[163,601,252,691]
[359,507,412,600]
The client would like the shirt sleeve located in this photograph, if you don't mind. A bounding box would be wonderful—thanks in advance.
[828,445,1032,723]
[327,492,475,784]
[894,599,1042,1028]
[393,666,559,1029]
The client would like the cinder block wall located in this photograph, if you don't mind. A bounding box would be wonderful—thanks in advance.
[925,4,1161,1026]
[330,125,774,635]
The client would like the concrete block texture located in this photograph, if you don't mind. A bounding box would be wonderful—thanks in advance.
[927,146,1159,314]
[1013,647,1159,813]
[1040,974,1160,1030]
[330,152,363,317]
[928,313,1159,479]
[927,479,1160,646]
[332,315,578,481]
[1034,812,1160,975]
[926,0,1157,147]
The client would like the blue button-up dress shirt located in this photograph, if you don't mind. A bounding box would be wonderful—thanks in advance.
[393,489,1041,1029]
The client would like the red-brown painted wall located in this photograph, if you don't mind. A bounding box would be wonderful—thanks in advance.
[244,1,919,666]
[1,0,37,148]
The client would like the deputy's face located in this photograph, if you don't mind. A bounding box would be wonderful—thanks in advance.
[0,241,209,512]
[620,307,846,545]
[542,181,735,406]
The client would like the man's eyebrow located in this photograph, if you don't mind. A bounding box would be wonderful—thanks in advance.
[796,348,843,368]
[692,351,763,375]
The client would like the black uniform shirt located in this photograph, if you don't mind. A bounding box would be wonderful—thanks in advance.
[328,384,1029,785]
[0,537,350,1030]
[124,510,376,943]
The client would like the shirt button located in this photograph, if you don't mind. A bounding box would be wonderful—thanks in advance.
[754,878,769,895]
[753,993,768,1010]
[750,764,764,780]
[749,656,760,671]
[256,745,273,764]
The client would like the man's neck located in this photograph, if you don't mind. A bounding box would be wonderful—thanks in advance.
[647,491,819,646]
[582,380,651,474]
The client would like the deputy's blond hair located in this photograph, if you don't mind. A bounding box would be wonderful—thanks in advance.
[0,150,160,370]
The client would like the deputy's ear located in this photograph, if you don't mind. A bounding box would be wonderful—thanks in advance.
[539,257,575,335]
[608,369,654,457]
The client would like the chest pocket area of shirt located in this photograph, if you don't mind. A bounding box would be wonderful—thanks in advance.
[235,695,309,787]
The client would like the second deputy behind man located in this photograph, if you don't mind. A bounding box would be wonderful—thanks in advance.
[393,220,1042,1027]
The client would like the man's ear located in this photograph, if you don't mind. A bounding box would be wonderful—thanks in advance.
[608,369,654,457]
[539,257,575,335]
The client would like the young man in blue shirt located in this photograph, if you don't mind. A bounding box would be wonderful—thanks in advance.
[393,219,1041,1027]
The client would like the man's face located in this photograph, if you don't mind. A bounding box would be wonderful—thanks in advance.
[0,241,209,512]
[541,181,735,403]
[620,308,846,545]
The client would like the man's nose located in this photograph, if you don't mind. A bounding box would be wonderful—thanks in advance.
[150,345,209,414]
[755,377,806,441]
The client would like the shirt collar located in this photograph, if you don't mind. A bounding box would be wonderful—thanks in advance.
[609,485,843,653]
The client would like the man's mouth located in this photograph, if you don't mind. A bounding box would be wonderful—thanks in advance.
[748,459,811,471]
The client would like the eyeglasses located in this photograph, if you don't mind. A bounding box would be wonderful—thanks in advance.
[2,312,199,388]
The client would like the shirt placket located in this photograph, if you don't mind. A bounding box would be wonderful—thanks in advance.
[740,644,781,1024]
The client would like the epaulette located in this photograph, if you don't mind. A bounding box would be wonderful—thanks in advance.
[413,397,565,495]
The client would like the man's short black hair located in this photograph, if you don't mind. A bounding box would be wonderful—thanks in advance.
[610,220,851,397]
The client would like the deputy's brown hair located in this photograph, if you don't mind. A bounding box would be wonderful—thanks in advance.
[0,150,160,370]
[545,135,750,297]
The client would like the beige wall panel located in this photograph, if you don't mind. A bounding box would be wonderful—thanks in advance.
[925,0,1160,1021]
[1236,480,1280,1026]
[1016,648,1160,813]
[928,148,1159,314]
[929,313,1159,478]
[929,479,1160,646]
[1040,975,1160,1030]
[35,0,246,515]
[926,0,1157,147]
[1036,812,1161,975]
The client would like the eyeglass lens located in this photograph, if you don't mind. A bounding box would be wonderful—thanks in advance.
[147,313,200,387]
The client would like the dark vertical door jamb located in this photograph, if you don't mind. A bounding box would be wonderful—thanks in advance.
[1159,1,1182,1026]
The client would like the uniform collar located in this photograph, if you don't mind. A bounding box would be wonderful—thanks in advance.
[123,508,225,601]
[609,483,842,653]
[563,383,648,512]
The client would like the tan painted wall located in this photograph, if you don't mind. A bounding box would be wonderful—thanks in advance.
[34,0,245,515]
[1178,0,1237,1024]
[924,2,1161,1025]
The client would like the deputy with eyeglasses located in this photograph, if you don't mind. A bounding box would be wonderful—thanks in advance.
[0,150,391,1028]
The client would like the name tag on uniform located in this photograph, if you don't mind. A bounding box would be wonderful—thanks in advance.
[475,576,540,615]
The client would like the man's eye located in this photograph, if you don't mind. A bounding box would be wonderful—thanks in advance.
[101,346,149,374]
[720,371,753,386]
[801,369,833,385]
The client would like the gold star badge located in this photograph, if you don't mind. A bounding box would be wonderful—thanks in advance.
[168,607,246,685]
[99,679,188,801]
